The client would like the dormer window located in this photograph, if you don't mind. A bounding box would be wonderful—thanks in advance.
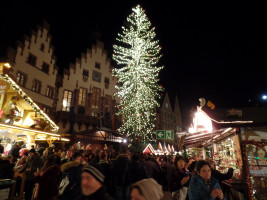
[82,70,89,82]
[95,62,100,69]
[40,43,45,51]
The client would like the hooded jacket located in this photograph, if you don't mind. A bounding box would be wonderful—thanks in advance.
[188,174,226,200]
[60,160,83,200]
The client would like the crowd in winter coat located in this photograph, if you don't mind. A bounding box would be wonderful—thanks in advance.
[0,142,234,200]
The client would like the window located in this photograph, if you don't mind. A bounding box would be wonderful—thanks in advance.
[40,43,45,51]
[82,70,89,82]
[16,71,27,86]
[92,70,101,82]
[46,86,54,98]
[27,53,37,66]
[166,103,168,108]
[78,88,87,107]
[62,90,72,111]
[104,95,112,117]
[43,107,50,114]
[42,62,50,74]
[32,79,41,93]
[95,62,100,69]
[91,87,101,116]
[104,77,110,89]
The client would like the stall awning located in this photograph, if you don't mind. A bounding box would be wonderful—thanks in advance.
[0,122,69,142]
[184,127,236,148]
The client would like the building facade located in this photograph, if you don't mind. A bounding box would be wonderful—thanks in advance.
[156,92,183,146]
[55,40,120,134]
[5,22,58,118]
[157,92,182,132]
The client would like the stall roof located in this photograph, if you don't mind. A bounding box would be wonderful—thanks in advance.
[184,127,236,148]
[0,63,59,132]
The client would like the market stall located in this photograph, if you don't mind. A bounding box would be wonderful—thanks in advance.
[0,63,69,152]
[241,127,267,200]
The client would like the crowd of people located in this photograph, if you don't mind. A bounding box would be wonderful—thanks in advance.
[0,141,234,200]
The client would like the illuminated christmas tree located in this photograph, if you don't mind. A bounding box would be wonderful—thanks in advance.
[113,5,163,141]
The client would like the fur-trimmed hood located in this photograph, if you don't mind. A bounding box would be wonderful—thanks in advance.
[60,160,81,172]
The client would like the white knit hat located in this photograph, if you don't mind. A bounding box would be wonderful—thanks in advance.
[132,178,163,200]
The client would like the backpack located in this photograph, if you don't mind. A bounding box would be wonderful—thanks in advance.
[58,170,77,196]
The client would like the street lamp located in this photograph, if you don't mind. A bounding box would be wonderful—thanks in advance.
[262,95,267,100]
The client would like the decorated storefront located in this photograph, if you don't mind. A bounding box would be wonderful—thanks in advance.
[0,63,69,152]
[240,127,267,200]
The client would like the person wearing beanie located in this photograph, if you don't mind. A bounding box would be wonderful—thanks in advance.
[76,165,113,200]
[130,178,164,200]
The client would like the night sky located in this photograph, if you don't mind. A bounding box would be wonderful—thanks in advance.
[1,2,267,127]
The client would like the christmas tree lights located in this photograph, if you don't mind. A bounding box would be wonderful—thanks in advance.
[113,5,163,141]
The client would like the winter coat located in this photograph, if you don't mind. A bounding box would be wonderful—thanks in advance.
[34,164,60,200]
[24,154,43,181]
[0,158,14,179]
[212,168,234,183]
[60,160,83,200]
[14,157,27,171]
[111,154,131,186]
[164,162,175,190]
[188,174,226,200]
[76,186,113,200]
[144,159,164,185]
[170,167,191,192]
[129,160,148,184]
[98,160,112,188]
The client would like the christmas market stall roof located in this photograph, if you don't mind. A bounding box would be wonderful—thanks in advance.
[130,142,158,153]
[0,63,69,143]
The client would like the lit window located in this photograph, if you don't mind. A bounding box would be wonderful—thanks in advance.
[32,79,41,93]
[46,86,54,98]
[62,90,72,111]
[16,72,27,86]
[166,103,168,108]
[91,87,101,116]
[78,88,87,107]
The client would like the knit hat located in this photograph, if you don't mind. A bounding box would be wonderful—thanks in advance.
[82,165,105,183]
[131,178,163,200]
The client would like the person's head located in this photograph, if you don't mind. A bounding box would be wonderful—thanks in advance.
[41,157,55,172]
[43,150,49,157]
[196,160,212,181]
[22,152,28,159]
[81,165,104,196]
[29,149,35,157]
[17,141,24,148]
[175,156,186,170]
[130,178,163,200]
[73,152,82,162]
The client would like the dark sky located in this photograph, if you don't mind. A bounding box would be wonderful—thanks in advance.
[1,1,267,127]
